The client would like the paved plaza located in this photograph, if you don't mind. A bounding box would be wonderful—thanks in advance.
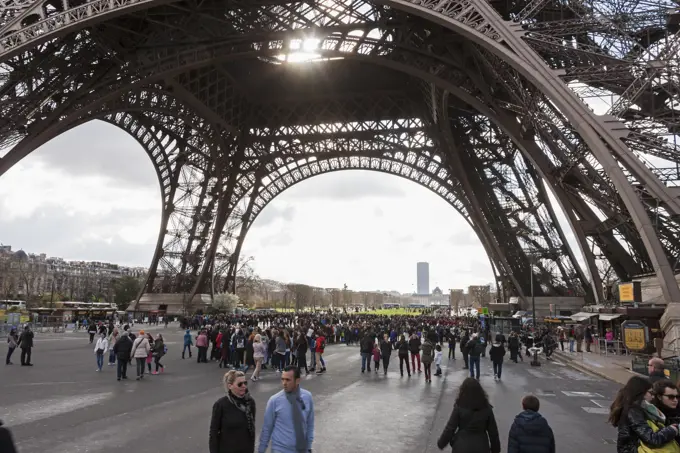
[2,327,620,453]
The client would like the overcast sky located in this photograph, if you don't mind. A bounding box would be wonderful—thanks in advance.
[0,120,495,293]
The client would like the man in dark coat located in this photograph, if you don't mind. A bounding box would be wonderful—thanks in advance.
[0,420,18,453]
[507,395,555,453]
[113,331,133,381]
[648,357,667,383]
[18,325,34,366]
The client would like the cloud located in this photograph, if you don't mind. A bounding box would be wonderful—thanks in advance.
[28,121,157,189]
[285,170,406,200]
[253,205,296,229]
[449,229,479,245]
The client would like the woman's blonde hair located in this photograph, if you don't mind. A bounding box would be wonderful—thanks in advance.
[254,334,261,343]
[223,370,245,390]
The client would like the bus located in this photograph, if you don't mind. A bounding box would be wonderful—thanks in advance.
[407,303,426,309]
[0,300,26,310]
[382,303,400,309]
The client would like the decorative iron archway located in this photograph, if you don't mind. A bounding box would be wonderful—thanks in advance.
[0,0,678,311]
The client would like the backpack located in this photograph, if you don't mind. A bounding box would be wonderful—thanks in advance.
[237,338,245,349]
[319,338,326,350]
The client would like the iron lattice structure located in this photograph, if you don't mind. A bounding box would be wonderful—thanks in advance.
[0,0,679,308]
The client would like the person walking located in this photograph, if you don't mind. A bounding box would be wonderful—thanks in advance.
[314,330,326,374]
[94,332,109,372]
[209,370,256,453]
[360,332,374,373]
[465,334,482,380]
[489,339,505,381]
[5,327,18,365]
[152,333,165,374]
[18,325,34,366]
[113,330,133,381]
[408,332,422,373]
[507,395,555,453]
[251,334,265,381]
[130,330,151,380]
[295,332,309,375]
[437,377,501,453]
[397,334,411,377]
[107,328,119,366]
[421,336,435,383]
[182,329,193,359]
[460,331,470,369]
[380,334,392,375]
[258,365,315,453]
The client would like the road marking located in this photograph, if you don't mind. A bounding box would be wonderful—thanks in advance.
[590,399,611,408]
[562,391,604,398]
[582,407,609,414]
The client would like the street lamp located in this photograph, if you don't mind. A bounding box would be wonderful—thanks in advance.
[529,253,540,367]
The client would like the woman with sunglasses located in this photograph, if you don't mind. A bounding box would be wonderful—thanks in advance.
[209,370,256,453]
[609,376,679,453]
[652,380,680,427]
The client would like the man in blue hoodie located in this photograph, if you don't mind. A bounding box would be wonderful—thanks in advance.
[182,329,193,359]
[507,394,555,453]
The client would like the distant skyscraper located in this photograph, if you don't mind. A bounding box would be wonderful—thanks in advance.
[417,262,430,295]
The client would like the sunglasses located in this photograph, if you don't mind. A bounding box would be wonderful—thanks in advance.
[664,394,679,400]
[235,381,248,388]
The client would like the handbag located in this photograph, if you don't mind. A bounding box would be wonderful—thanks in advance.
[638,420,680,453]
[96,348,104,355]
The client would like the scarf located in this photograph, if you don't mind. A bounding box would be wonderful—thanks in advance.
[227,390,255,440]
[285,388,307,453]
[642,400,667,424]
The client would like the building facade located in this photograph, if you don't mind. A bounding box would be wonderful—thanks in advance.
[416,262,429,295]
[0,246,146,305]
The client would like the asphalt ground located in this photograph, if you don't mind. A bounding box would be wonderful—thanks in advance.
[1,327,620,452]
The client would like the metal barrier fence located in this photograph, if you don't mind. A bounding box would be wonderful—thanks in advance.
[598,338,631,356]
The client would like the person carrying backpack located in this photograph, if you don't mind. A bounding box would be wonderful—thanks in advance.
[315,330,327,374]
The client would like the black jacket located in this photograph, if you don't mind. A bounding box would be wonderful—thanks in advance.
[360,336,374,354]
[0,421,18,453]
[649,371,667,384]
[507,410,555,453]
[209,395,256,453]
[616,405,678,453]
[18,330,33,349]
[408,336,422,354]
[114,335,133,361]
[488,344,506,363]
[397,340,409,357]
[437,405,501,453]
[465,338,483,357]
[380,339,392,358]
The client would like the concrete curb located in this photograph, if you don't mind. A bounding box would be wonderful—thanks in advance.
[553,350,639,385]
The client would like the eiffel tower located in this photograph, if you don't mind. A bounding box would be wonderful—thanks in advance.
[0,0,679,326]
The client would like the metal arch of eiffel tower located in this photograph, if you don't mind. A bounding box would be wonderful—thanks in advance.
[0,0,679,312]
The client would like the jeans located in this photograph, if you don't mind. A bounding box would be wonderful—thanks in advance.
[361,352,371,371]
[117,359,128,379]
[108,350,116,364]
[399,355,410,375]
[492,360,503,378]
[448,345,456,359]
[310,349,316,369]
[382,356,390,373]
[6,346,15,364]
[469,356,480,379]
[182,344,192,358]
[569,339,575,352]
[424,362,432,380]
[411,352,421,371]
[136,358,146,377]
[96,352,104,370]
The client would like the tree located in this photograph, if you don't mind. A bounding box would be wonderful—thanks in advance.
[213,292,239,312]
[468,285,491,308]
[112,276,142,311]
[287,284,313,312]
